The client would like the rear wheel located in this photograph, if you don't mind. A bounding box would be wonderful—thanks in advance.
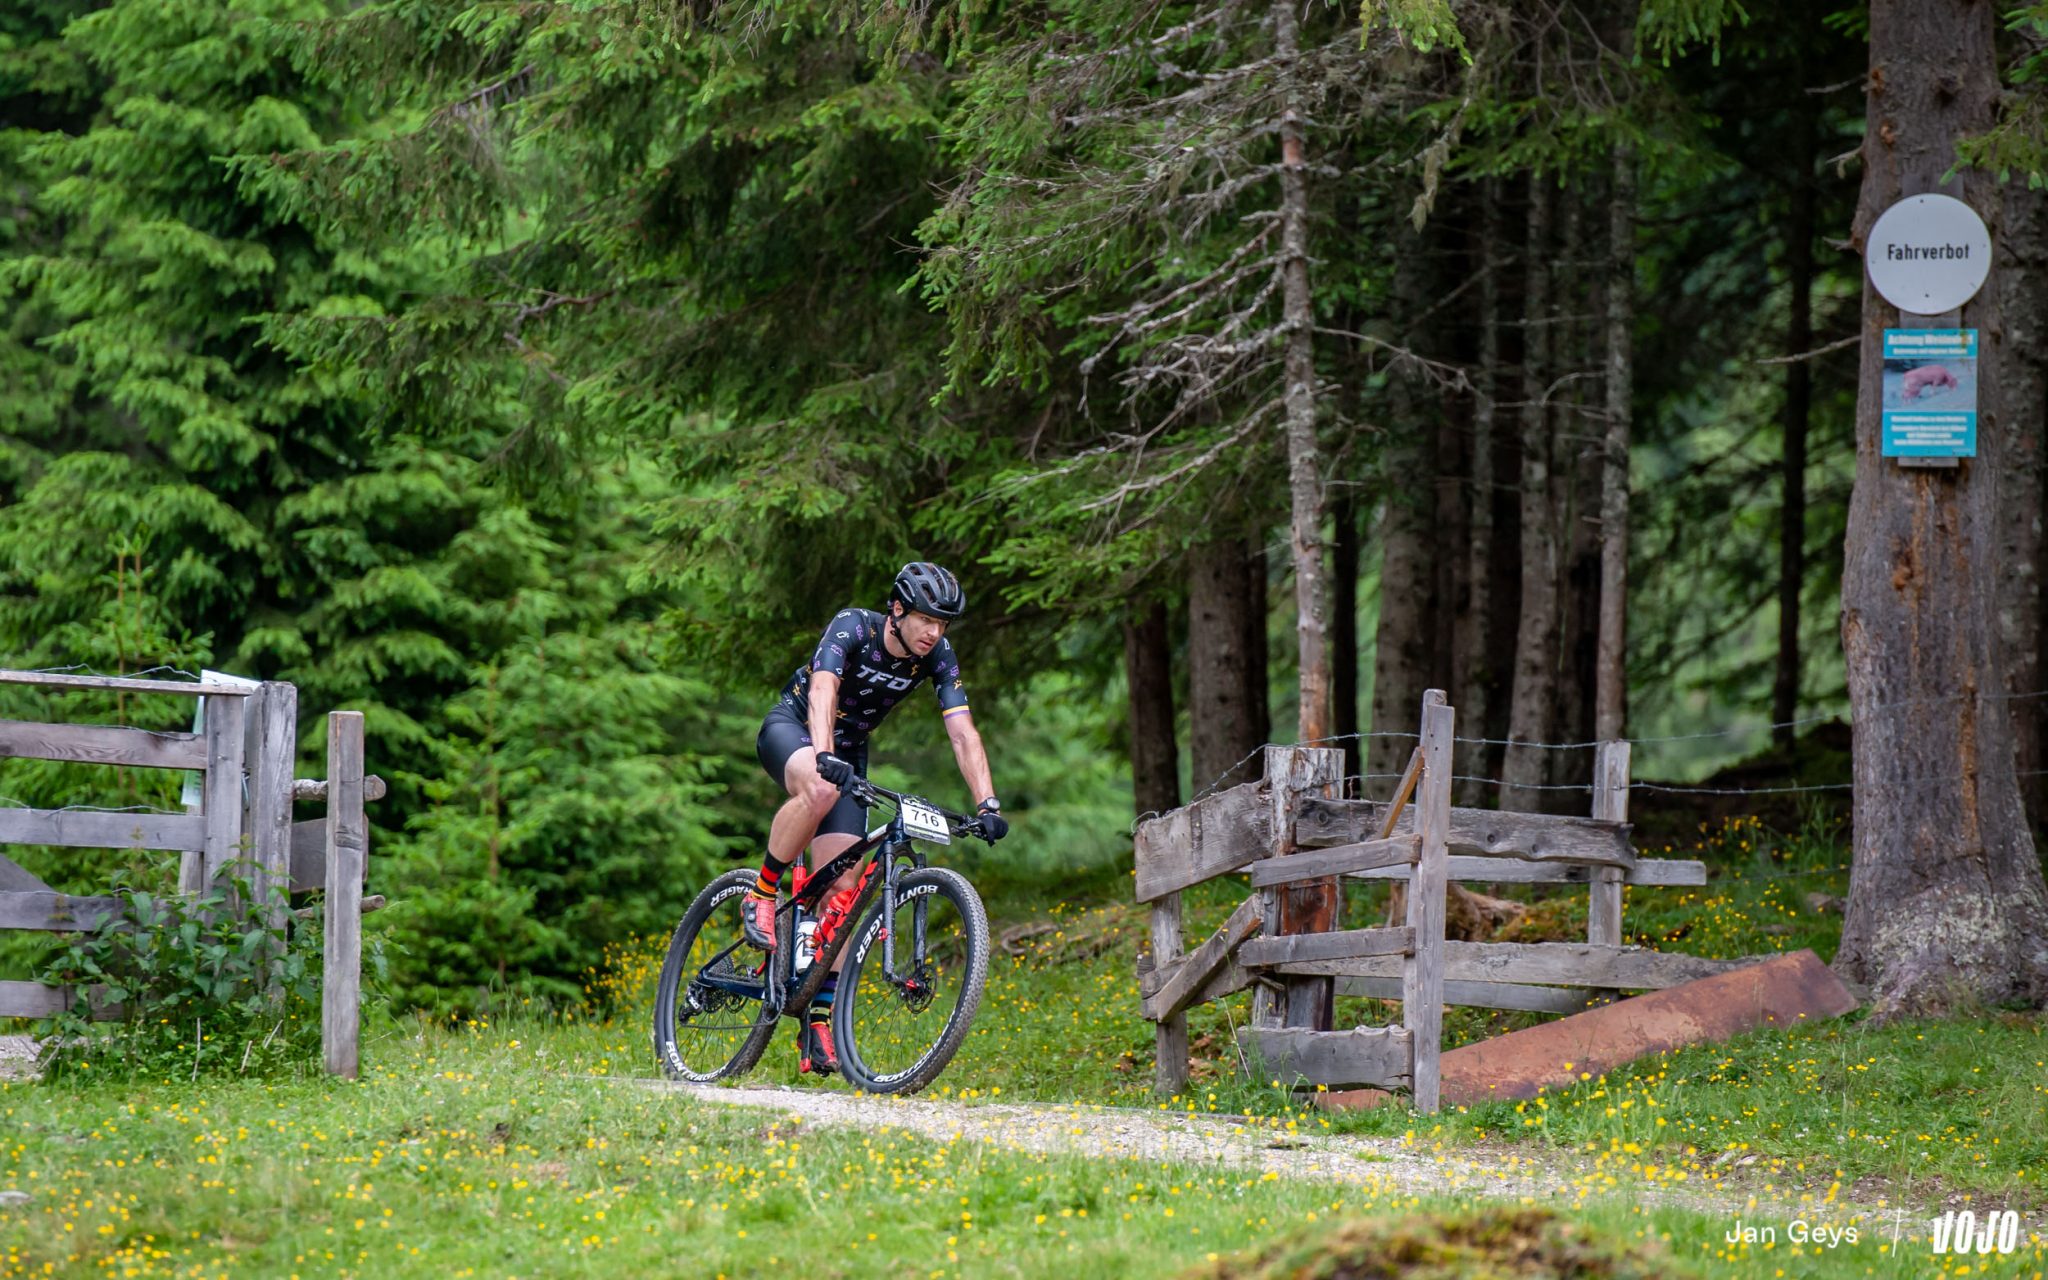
[652,869,778,1082]
[832,867,989,1095]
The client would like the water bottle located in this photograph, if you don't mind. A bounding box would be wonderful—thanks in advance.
[794,908,818,972]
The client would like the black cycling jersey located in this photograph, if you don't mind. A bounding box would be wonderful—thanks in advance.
[773,607,970,752]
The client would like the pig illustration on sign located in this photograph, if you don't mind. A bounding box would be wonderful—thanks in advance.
[1900,364,1959,400]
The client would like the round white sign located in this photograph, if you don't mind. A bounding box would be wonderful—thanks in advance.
[1866,194,1992,315]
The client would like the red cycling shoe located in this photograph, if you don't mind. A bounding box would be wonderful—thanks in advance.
[742,890,777,951]
[797,1021,838,1075]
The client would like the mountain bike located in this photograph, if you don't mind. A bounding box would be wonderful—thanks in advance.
[652,777,993,1095]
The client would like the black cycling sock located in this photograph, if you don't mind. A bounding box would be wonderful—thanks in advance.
[808,973,837,1022]
[754,852,792,898]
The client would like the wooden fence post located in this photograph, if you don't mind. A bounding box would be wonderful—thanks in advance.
[1258,744,1345,1032]
[244,682,297,939]
[1404,689,1453,1114]
[1149,893,1189,1094]
[323,711,366,1080]
[198,690,246,891]
[1589,741,1631,1002]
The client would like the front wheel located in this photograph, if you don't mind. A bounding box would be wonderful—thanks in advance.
[652,868,779,1083]
[833,866,989,1095]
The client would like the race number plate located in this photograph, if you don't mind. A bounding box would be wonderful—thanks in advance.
[899,797,952,845]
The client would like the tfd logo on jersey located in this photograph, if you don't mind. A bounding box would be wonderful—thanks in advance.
[854,664,915,693]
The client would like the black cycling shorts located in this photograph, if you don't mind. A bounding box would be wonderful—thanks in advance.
[756,710,871,839]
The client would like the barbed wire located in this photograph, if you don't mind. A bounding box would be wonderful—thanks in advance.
[1182,686,2048,770]
[0,792,187,817]
[10,663,205,683]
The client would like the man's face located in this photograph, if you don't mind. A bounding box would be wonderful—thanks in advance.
[894,604,950,655]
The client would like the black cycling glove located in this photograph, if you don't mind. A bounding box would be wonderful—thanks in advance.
[976,800,1009,842]
[816,751,856,787]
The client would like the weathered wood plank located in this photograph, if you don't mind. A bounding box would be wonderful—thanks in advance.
[199,693,246,886]
[1240,1025,1413,1091]
[292,775,389,803]
[1240,926,1412,968]
[246,683,297,936]
[1336,975,1606,1016]
[0,719,207,771]
[1404,690,1452,1114]
[0,852,53,893]
[1295,797,1634,867]
[0,670,253,697]
[324,712,367,1080]
[1276,940,1753,989]
[1346,856,1705,886]
[1267,745,1344,1031]
[0,890,121,932]
[1149,890,1188,1093]
[1245,834,1418,887]
[1588,741,1629,1001]
[289,816,374,891]
[1133,780,1271,903]
[0,980,123,1021]
[1141,894,1265,1022]
[0,807,205,853]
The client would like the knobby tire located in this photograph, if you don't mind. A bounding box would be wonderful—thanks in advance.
[832,866,989,1095]
[652,868,778,1083]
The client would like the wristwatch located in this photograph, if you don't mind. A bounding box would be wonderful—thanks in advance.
[978,797,1002,813]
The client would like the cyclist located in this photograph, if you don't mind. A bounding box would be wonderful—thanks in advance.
[745,561,1009,1076]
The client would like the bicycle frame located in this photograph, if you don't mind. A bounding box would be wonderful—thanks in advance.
[688,784,967,1020]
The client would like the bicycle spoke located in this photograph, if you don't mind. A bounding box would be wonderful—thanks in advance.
[654,871,776,1082]
[835,868,988,1093]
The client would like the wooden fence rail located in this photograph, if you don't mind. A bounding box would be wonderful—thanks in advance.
[0,669,373,1075]
[1133,687,1737,1114]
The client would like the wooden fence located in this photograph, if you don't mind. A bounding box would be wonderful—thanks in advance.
[0,670,378,1077]
[1135,689,1733,1113]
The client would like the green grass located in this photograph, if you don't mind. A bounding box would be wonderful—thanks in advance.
[7,1022,2037,1280]
[8,814,2048,1277]
[3,1026,1695,1279]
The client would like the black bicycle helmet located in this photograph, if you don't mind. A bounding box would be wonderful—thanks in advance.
[890,561,966,620]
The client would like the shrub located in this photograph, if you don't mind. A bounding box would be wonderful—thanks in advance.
[33,880,327,1080]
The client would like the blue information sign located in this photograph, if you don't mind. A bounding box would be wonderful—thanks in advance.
[1881,329,1978,458]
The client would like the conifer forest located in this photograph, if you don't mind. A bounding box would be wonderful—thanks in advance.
[5,0,2048,1028]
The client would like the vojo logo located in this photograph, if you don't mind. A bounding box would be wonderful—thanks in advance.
[1931,1209,2022,1256]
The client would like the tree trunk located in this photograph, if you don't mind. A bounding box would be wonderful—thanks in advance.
[1123,601,1180,820]
[1332,493,1361,788]
[1273,0,1335,1032]
[1501,175,1561,812]
[1836,0,2048,1018]
[1245,539,1271,751]
[1187,538,1259,793]
[1775,75,1820,749]
[1557,182,1602,802]
[1597,144,1634,744]
[1453,180,1502,805]
[1369,219,1439,789]
[1998,179,2048,829]
[1275,0,1329,746]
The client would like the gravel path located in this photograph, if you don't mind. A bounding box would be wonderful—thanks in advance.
[0,1035,36,1082]
[635,1079,1841,1221]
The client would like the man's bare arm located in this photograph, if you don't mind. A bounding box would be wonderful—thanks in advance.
[808,671,841,756]
[943,710,996,808]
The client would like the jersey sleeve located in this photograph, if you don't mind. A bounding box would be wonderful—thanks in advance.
[810,608,868,681]
[927,638,971,718]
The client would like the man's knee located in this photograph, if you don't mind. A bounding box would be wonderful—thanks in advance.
[783,753,842,815]
[803,779,841,814]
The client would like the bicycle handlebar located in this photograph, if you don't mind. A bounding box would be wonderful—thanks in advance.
[840,776,996,846]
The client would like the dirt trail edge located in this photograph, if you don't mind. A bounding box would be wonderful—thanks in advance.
[631,1079,1876,1224]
